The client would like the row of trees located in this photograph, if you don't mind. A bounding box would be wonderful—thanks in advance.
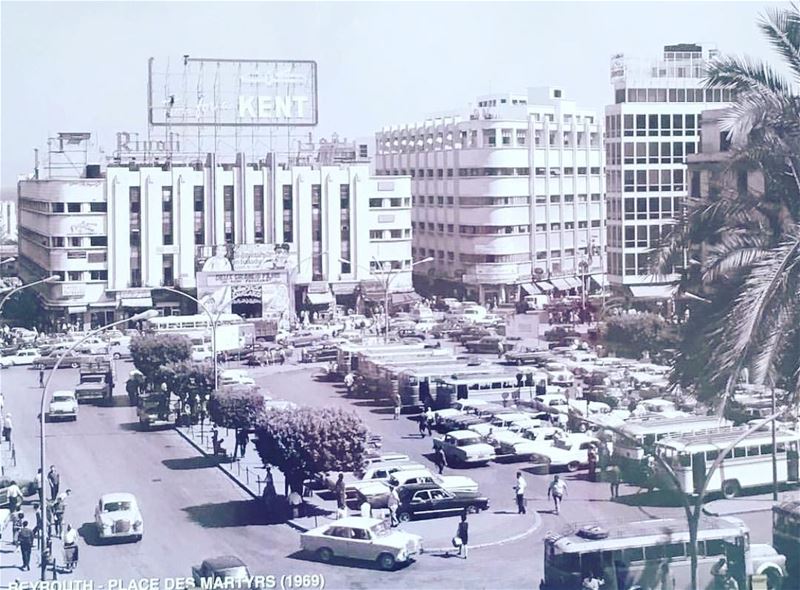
[129,332,369,495]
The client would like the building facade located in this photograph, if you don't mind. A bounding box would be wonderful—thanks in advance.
[604,43,733,297]
[17,139,413,328]
[0,200,17,242]
[374,87,606,305]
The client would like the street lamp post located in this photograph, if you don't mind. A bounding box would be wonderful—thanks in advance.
[340,256,432,343]
[156,286,225,392]
[39,309,158,581]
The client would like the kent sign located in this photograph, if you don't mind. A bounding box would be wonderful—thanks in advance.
[148,57,318,127]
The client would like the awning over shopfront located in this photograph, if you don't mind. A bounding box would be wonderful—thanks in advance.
[549,278,573,291]
[360,280,387,303]
[534,281,555,292]
[88,295,117,308]
[589,274,609,289]
[67,306,88,314]
[331,283,357,296]
[561,277,583,290]
[306,292,334,306]
[627,284,678,299]
[520,283,541,295]
[120,297,153,308]
[390,291,421,306]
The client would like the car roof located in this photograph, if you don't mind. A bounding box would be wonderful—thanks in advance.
[52,390,75,396]
[322,516,383,528]
[100,492,136,503]
[203,555,247,570]
[448,430,483,439]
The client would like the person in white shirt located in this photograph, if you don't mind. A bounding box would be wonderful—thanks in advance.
[62,524,79,571]
[547,475,568,515]
[514,472,527,515]
[360,500,372,519]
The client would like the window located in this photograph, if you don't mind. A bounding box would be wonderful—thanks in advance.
[89,202,107,213]
[67,271,82,281]
[52,202,65,213]
[282,185,293,243]
[162,186,174,246]
[223,185,235,244]
[369,198,382,208]
[69,237,82,247]
[194,186,205,245]
[89,236,107,247]
[253,185,265,243]
[52,237,64,247]
[89,270,108,281]
[67,203,81,213]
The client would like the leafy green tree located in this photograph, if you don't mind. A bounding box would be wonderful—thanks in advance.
[154,359,214,413]
[254,407,367,494]
[130,333,192,387]
[601,312,681,359]
[208,386,265,431]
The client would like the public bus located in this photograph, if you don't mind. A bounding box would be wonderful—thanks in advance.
[612,415,734,482]
[541,516,786,590]
[334,341,425,376]
[432,372,544,409]
[773,500,800,581]
[655,427,800,499]
[398,364,519,409]
[144,313,255,353]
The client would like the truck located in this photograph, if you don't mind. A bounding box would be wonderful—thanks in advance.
[253,317,280,342]
[137,391,177,429]
[75,356,115,404]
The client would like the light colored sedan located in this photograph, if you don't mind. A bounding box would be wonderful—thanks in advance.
[48,390,78,421]
[300,516,422,570]
[95,492,143,542]
[388,468,479,494]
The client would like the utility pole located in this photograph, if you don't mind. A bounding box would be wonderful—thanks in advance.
[772,386,778,501]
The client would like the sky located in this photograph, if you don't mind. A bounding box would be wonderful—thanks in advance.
[0,0,785,198]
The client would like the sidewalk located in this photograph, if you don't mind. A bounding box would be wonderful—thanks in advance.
[704,490,800,517]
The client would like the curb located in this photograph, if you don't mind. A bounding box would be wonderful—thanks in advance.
[173,426,310,534]
[702,503,775,517]
[424,510,542,554]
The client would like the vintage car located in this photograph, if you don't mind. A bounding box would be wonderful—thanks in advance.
[48,389,78,421]
[192,556,252,587]
[300,516,422,570]
[489,430,541,461]
[529,433,600,472]
[395,483,490,522]
[504,346,546,366]
[432,430,496,467]
[34,350,84,370]
[443,413,487,433]
[464,336,514,354]
[0,348,40,367]
[387,468,479,494]
[95,492,143,541]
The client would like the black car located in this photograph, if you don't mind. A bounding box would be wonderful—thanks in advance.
[504,346,547,366]
[395,483,489,522]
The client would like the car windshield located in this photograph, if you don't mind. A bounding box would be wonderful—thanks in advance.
[457,437,480,447]
[104,501,132,512]
[52,395,73,402]
[215,567,249,580]
[370,520,392,537]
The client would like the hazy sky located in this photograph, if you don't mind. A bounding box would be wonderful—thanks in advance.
[0,1,783,197]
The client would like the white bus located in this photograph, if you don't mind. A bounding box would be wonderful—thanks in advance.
[399,364,517,409]
[773,500,800,582]
[655,427,800,498]
[334,342,425,376]
[542,516,786,590]
[612,415,734,483]
[432,372,544,409]
[145,313,255,353]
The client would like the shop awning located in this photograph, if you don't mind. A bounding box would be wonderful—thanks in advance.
[627,284,678,299]
[549,278,573,291]
[561,277,583,290]
[390,291,421,306]
[589,274,609,289]
[67,305,87,314]
[534,281,555,292]
[120,297,153,308]
[307,292,334,306]
[520,283,541,295]
[331,283,356,295]
[88,296,117,308]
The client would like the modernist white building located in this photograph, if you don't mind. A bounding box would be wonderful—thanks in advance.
[17,138,413,328]
[0,200,17,242]
[375,87,606,305]
[604,43,732,296]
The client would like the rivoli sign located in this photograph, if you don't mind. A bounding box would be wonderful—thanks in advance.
[148,57,318,127]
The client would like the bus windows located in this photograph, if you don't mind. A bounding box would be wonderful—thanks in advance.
[702,539,726,556]
[706,450,719,461]
[761,444,774,455]
[622,547,644,563]
[747,446,760,457]
[665,543,686,558]
[777,442,786,453]
[678,453,691,467]
[734,447,746,458]
[644,545,665,560]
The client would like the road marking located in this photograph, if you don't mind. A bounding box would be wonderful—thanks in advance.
[423,511,542,553]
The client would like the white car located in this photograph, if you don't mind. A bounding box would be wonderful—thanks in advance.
[530,433,600,472]
[48,390,78,421]
[388,468,479,493]
[300,516,422,571]
[432,430,496,466]
[0,349,40,366]
[490,430,542,461]
[95,492,143,541]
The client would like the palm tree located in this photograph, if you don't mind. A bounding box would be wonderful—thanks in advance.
[655,4,800,412]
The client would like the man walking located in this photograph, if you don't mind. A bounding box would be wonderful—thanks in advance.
[18,520,34,571]
[39,368,45,388]
[547,475,567,515]
[334,473,347,518]
[3,412,12,447]
[425,407,435,436]
[587,444,599,482]
[418,415,427,438]
[47,465,60,500]
[387,487,400,527]
[433,447,446,474]
[608,464,621,499]
[514,471,527,515]
[455,513,469,559]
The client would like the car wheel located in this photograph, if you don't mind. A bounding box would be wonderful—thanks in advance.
[316,547,333,563]
[377,553,396,571]
[465,504,480,515]
[70,361,79,369]
[722,480,741,499]
[397,511,411,523]
[113,353,121,360]
[567,461,580,473]
[763,566,783,590]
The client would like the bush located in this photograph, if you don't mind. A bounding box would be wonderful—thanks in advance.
[601,312,681,359]
[130,333,192,386]
[208,386,265,431]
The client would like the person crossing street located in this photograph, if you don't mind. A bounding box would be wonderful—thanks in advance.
[514,471,527,514]
[547,475,567,515]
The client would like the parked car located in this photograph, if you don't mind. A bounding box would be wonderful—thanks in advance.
[0,348,40,366]
[387,469,479,494]
[432,430,496,467]
[362,452,411,468]
[488,430,541,461]
[192,556,252,587]
[48,390,78,421]
[529,433,600,472]
[504,346,546,366]
[395,483,490,522]
[444,414,487,432]
[34,350,84,369]
[282,331,328,348]
[300,516,422,571]
[95,492,143,541]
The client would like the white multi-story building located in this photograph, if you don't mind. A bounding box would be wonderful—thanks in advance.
[0,200,17,241]
[17,138,413,328]
[604,43,733,297]
[375,87,606,305]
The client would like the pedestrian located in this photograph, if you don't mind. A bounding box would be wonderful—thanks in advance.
[497,340,505,359]
[514,471,527,515]
[547,475,567,515]
[18,520,34,571]
[387,487,400,527]
[51,493,66,537]
[418,415,427,438]
[12,511,24,545]
[3,412,12,446]
[344,372,355,394]
[433,447,446,474]
[393,400,400,420]
[48,465,60,500]
[289,490,303,519]
[587,445,599,482]
[0,391,4,417]
[425,407,434,436]
[237,430,249,459]
[32,503,43,544]
[62,524,79,571]
[39,367,45,388]
[278,349,286,365]
[455,513,469,559]
[334,473,347,516]
[360,499,372,518]
[608,464,621,499]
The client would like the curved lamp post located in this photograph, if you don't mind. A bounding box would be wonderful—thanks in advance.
[340,256,432,343]
[0,275,60,314]
[38,309,158,580]
[156,286,225,392]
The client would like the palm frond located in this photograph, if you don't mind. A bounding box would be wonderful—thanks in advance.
[702,247,769,285]
[758,5,800,82]
[706,54,790,95]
